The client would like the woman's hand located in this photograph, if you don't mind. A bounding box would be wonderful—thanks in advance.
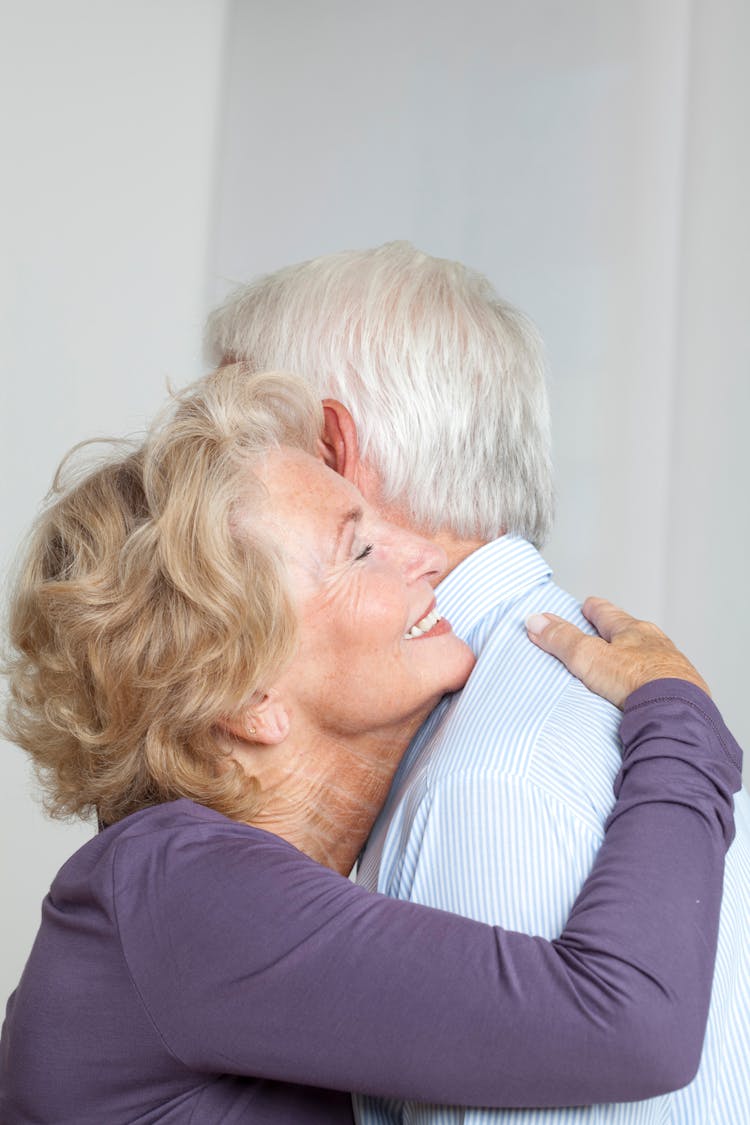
[526,596,711,709]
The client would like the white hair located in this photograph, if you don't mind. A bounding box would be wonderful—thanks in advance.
[205,242,554,545]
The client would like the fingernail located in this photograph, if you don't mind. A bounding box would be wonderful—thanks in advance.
[526,613,551,636]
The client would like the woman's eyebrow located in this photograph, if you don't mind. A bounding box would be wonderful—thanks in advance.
[333,506,363,556]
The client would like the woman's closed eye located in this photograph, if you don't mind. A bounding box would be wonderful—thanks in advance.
[355,543,374,561]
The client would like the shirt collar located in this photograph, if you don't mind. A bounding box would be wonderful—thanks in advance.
[436,535,552,639]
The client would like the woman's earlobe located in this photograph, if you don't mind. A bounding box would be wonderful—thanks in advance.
[216,712,259,744]
[218,693,290,747]
[253,691,291,744]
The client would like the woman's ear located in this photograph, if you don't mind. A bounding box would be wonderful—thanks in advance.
[319,398,361,481]
[218,690,290,747]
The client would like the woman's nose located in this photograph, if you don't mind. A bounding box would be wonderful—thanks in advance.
[402,532,447,587]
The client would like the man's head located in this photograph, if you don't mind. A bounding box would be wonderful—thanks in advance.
[206,242,553,551]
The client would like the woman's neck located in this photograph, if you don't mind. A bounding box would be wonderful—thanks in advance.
[235,724,418,875]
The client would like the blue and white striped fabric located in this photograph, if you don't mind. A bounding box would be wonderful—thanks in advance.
[354,536,750,1125]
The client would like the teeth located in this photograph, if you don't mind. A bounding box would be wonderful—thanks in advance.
[405,608,441,639]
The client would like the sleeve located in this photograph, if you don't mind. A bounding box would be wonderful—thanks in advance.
[114,681,742,1110]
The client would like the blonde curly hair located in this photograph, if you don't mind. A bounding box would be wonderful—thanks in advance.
[3,366,322,827]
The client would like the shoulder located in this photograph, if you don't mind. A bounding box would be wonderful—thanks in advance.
[109,799,313,892]
[427,597,620,783]
[381,583,623,836]
[110,801,363,981]
[47,800,324,926]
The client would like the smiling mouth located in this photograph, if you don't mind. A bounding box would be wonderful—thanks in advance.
[404,607,443,639]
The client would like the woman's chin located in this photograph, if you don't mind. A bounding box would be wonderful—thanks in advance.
[436,638,476,695]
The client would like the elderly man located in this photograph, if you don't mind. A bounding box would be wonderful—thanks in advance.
[206,242,750,1125]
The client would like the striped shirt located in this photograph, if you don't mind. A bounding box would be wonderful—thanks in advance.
[354,535,750,1125]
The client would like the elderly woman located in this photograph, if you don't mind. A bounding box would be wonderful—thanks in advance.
[0,367,742,1125]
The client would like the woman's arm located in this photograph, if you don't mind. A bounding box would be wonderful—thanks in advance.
[116,676,741,1107]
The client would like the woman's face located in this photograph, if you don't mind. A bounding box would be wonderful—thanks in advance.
[257,447,475,742]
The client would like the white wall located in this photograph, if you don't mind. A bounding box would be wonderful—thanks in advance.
[210,0,749,774]
[0,0,229,1006]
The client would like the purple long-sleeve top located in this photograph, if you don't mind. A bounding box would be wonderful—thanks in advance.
[0,680,743,1124]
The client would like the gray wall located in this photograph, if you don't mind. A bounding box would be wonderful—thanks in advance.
[1,0,229,1005]
[211,0,749,769]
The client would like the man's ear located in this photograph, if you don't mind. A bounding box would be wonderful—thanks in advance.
[217,690,290,747]
[319,399,361,482]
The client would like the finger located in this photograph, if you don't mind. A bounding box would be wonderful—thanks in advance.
[528,608,712,708]
[526,614,605,687]
[581,597,639,643]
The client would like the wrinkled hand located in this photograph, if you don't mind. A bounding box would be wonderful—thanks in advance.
[526,596,711,709]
